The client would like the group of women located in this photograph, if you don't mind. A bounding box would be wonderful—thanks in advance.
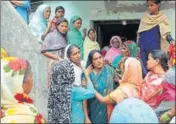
[1,0,175,123]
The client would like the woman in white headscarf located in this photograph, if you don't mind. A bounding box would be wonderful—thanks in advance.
[64,44,95,123]
[28,4,51,43]
[1,57,45,123]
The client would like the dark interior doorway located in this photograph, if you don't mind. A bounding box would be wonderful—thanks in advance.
[93,20,140,48]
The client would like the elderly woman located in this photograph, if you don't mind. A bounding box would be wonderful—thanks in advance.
[83,29,100,62]
[67,16,84,59]
[1,57,45,123]
[28,4,51,43]
[41,17,69,87]
[85,50,115,123]
[47,44,95,123]
[111,40,147,77]
[104,36,122,64]
[111,40,139,68]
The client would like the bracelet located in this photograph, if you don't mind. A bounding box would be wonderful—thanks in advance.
[160,112,171,123]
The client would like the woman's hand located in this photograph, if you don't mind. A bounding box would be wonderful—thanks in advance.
[84,116,92,124]
[84,65,93,76]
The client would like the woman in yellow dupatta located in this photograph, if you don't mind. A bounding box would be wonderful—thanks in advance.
[1,57,45,123]
[83,29,100,62]
[137,0,175,77]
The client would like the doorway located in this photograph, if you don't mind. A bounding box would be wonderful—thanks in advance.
[93,20,140,48]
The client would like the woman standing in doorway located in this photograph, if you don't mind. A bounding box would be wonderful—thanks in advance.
[104,36,122,64]
[137,0,175,75]
[83,29,100,62]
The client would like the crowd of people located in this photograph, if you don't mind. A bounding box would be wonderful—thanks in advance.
[1,0,176,123]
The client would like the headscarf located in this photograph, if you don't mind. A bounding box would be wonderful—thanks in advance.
[111,40,139,68]
[47,59,75,123]
[123,40,139,57]
[1,47,8,59]
[137,11,171,52]
[64,44,86,86]
[67,15,84,59]
[104,36,122,62]
[41,17,68,57]
[83,29,100,61]
[110,98,159,123]
[28,4,50,43]
[119,57,143,89]
[1,57,45,123]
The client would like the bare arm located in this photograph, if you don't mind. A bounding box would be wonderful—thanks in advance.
[94,90,115,104]
[83,100,91,123]
[42,52,60,61]
[11,1,24,6]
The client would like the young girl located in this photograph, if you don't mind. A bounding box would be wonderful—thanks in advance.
[137,0,174,74]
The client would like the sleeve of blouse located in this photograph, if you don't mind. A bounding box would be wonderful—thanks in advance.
[72,79,95,101]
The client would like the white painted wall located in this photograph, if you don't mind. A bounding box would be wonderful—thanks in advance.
[42,1,175,39]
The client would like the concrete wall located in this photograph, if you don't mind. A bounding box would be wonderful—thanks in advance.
[1,1,48,119]
[43,0,175,39]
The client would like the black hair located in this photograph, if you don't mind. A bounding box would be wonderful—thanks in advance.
[121,37,127,43]
[23,60,32,84]
[147,0,161,4]
[88,29,95,35]
[56,17,68,26]
[55,6,65,14]
[86,50,102,68]
[150,49,169,72]
[67,44,80,58]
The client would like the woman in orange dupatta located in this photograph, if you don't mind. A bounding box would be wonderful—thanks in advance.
[94,57,143,104]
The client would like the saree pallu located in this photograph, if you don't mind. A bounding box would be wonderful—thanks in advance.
[88,65,115,123]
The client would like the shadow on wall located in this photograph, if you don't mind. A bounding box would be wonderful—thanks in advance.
[1,1,48,119]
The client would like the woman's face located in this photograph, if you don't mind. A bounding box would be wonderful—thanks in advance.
[55,9,64,18]
[70,47,81,65]
[22,74,33,95]
[57,21,68,34]
[43,7,51,19]
[88,30,95,41]
[112,38,120,48]
[147,53,159,70]
[92,52,104,69]
[73,19,82,30]
[147,1,160,15]
[121,44,130,57]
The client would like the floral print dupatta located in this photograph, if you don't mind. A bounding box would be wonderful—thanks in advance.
[1,57,45,123]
